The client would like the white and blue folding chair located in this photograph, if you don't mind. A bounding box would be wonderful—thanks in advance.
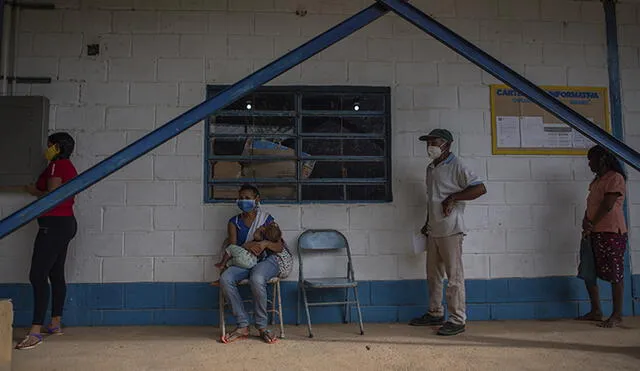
[296,229,364,338]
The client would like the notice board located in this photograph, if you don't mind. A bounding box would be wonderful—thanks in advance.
[490,85,610,155]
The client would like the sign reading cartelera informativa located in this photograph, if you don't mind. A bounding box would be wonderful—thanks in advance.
[490,85,610,156]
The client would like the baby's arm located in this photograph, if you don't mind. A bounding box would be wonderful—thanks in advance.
[243,241,266,256]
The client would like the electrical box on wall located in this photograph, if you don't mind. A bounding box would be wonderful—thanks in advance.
[0,96,50,187]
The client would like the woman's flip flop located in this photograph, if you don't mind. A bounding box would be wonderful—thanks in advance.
[15,333,43,350]
[259,329,278,344]
[220,328,249,344]
[45,325,64,335]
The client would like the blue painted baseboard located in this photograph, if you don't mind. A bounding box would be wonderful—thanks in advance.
[1,276,637,327]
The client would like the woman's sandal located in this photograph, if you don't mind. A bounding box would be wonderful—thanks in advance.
[258,329,278,344]
[598,317,622,328]
[45,325,63,336]
[220,328,249,344]
[15,333,43,350]
[575,312,603,322]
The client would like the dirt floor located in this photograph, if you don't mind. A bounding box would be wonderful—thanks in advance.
[9,317,640,371]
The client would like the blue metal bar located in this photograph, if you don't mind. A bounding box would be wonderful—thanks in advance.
[208,134,298,139]
[216,111,296,116]
[378,0,640,171]
[209,199,390,205]
[0,3,389,239]
[603,0,634,316]
[209,133,385,138]
[0,0,5,80]
[299,111,387,116]
[215,110,386,116]
[295,90,303,200]
[603,0,624,141]
[298,133,386,138]
[0,0,4,41]
[210,179,297,183]
[209,155,385,161]
[210,178,387,184]
[211,156,296,161]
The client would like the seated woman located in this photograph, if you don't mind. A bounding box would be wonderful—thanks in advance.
[218,184,292,344]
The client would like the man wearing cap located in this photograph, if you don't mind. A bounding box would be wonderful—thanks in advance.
[409,129,487,336]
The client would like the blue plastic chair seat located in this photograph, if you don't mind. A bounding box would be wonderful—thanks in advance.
[303,277,358,288]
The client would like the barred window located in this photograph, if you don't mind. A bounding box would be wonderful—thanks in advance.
[205,86,391,203]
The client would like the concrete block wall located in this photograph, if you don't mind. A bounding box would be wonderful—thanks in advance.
[0,0,638,319]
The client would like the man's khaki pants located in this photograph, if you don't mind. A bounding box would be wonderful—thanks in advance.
[427,233,466,325]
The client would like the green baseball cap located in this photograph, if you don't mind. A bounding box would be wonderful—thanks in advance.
[419,128,454,143]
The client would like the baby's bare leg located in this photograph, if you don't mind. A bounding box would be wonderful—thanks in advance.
[216,252,231,268]
[211,252,231,286]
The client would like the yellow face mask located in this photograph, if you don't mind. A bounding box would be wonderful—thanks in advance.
[44,145,60,161]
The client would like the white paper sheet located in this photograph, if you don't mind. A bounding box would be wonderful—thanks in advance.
[412,232,427,255]
[544,123,573,148]
[520,116,545,148]
[573,118,596,148]
[496,116,521,148]
[498,114,599,150]
[572,131,594,148]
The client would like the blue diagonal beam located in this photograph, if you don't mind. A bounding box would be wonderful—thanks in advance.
[0,4,389,239]
[378,0,640,171]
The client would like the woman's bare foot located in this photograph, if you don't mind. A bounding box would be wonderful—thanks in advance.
[44,323,63,335]
[598,315,622,328]
[576,311,603,321]
[15,333,43,350]
[44,317,63,335]
[258,329,278,344]
[221,327,249,344]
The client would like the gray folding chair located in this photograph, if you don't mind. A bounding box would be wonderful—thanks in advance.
[296,229,364,338]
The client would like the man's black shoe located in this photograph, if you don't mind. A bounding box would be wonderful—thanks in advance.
[408,313,445,326]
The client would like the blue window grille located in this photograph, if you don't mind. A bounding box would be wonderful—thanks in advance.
[204,85,392,203]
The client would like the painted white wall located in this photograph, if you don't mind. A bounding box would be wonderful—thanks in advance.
[0,0,638,283]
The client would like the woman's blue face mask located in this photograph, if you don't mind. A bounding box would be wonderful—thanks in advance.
[236,199,257,212]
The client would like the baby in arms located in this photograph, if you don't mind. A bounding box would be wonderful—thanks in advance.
[215,223,282,271]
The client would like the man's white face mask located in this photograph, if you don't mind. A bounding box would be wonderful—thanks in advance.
[427,145,443,160]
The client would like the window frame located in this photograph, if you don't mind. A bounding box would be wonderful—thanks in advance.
[204,85,392,204]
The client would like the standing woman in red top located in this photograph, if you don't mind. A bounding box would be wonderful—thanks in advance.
[15,132,78,350]
[579,145,628,328]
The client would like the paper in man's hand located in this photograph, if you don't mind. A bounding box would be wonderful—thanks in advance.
[412,232,427,255]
